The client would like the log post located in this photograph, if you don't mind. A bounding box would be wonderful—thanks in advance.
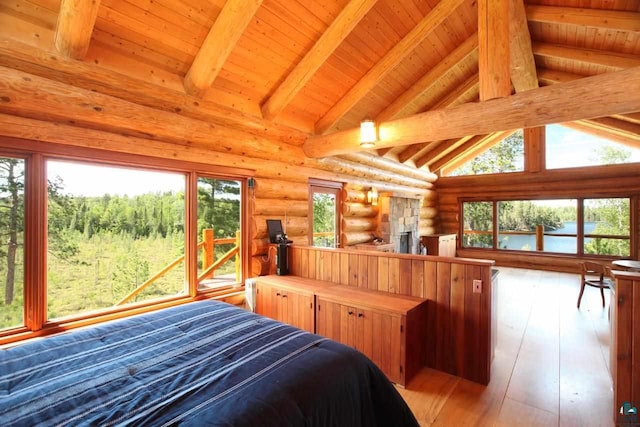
[235,230,241,283]
[203,228,214,279]
[536,225,544,251]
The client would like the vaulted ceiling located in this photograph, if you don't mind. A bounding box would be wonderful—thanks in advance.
[0,0,639,175]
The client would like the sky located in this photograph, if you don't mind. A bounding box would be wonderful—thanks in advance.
[546,124,640,168]
[47,160,185,197]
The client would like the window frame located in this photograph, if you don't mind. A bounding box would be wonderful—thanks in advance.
[460,197,632,257]
[308,178,343,248]
[0,137,253,345]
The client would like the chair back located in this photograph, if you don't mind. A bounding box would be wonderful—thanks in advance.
[582,261,605,282]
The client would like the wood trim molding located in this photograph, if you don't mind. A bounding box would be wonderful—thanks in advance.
[54,0,102,59]
[533,42,640,71]
[184,0,263,96]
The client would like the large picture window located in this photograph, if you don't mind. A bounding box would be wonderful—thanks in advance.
[46,160,187,321]
[462,198,631,257]
[0,141,250,343]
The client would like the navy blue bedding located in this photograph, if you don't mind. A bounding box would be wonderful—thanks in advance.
[0,301,418,426]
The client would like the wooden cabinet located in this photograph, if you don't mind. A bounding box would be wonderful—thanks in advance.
[315,285,427,387]
[420,233,457,257]
[255,276,331,333]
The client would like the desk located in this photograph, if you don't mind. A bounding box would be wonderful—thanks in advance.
[612,259,640,270]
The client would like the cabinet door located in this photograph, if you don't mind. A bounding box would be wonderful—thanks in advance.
[256,283,278,320]
[354,308,373,357]
[340,305,357,348]
[284,291,315,333]
[369,311,403,384]
[316,298,342,342]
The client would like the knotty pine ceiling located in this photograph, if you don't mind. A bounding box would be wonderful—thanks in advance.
[0,0,639,174]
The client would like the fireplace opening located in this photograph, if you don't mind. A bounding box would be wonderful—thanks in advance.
[399,232,411,254]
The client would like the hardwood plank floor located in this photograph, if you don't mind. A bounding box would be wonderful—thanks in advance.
[397,267,614,427]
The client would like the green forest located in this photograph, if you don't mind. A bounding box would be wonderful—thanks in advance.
[0,160,240,330]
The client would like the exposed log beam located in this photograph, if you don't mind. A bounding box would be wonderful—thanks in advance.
[586,117,640,141]
[414,135,474,169]
[509,0,538,92]
[478,0,510,100]
[563,121,640,150]
[533,42,640,71]
[184,0,263,96]
[261,0,378,120]
[0,39,306,145]
[376,33,478,123]
[317,157,434,189]
[302,66,640,157]
[339,152,438,182]
[526,5,640,33]
[395,73,479,164]
[54,0,102,59]
[314,0,466,134]
[538,67,640,127]
[435,131,515,174]
[0,114,429,195]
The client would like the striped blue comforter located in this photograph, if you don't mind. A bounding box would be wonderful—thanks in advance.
[0,301,418,426]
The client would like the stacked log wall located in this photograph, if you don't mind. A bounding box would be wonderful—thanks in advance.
[0,65,438,278]
[341,184,378,246]
[437,165,640,272]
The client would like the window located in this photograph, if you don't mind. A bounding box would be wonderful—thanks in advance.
[462,198,630,257]
[197,177,242,291]
[309,181,342,248]
[462,201,493,248]
[46,160,186,320]
[584,198,630,256]
[497,200,577,253]
[0,157,25,331]
[448,130,524,176]
[546,124,640,169]
[0,140,251,342]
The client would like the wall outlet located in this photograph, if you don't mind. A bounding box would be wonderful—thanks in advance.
[473,280,482,293]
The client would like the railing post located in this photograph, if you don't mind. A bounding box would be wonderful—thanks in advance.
[235,230,241,283]
[536,225,544,251]
[203,228,214,279]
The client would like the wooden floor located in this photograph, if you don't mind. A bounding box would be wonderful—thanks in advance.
[397,267,614,427]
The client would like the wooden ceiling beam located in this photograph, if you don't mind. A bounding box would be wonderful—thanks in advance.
[583,117,640,141]
[478,0,510,100]
[314,0,467,134]
[54,0,102,59]
[433,131,515,174]
[302,66,640,157]
[526,5,640,33]
[509,0,538,92]
[414,136,474,169]
[261,0,378,120]
[339,152,438,182]
[425,134,492,170]
[0,39,306,145]
[563,121,640,151]
[184,0,263,97]
[376,33,478,123]
[395,74,479,164]
[612,113,640,125]
[533,42,640,71]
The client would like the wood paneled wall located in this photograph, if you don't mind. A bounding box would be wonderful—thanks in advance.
[438,163,640,272]
[611,271,640,425]
[288,245,495,384]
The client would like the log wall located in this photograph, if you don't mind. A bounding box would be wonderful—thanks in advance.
[437,164,640,272]
[288,245,496,385]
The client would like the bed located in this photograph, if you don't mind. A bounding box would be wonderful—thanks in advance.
[0,300,418,426]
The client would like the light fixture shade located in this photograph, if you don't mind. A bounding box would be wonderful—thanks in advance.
[367,187,378,206]
[360,119,377,147]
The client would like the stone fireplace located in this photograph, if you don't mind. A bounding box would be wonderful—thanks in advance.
[377,195,420,254]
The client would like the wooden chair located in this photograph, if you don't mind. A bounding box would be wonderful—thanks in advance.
[577,261,612,308]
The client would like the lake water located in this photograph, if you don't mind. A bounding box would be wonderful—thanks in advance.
[499,221,596,253]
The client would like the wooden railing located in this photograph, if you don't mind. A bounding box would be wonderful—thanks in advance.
[116,229,240,305]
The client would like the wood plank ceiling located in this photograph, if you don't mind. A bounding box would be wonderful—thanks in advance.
[0,0,638,175]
